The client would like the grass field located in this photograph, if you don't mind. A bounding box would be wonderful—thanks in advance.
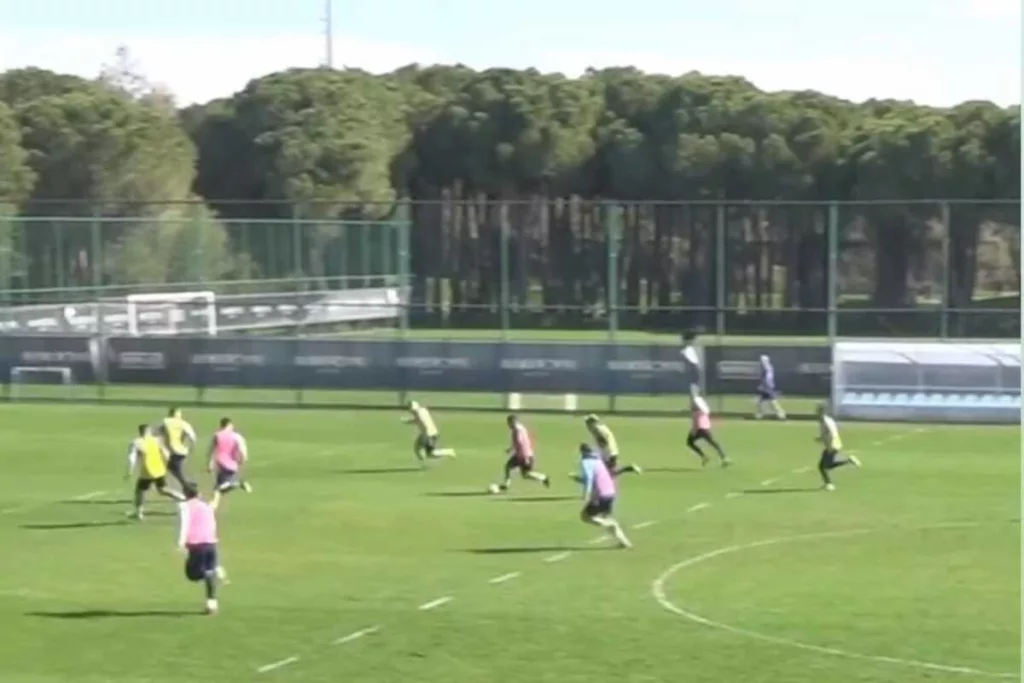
[0,404,1018,683]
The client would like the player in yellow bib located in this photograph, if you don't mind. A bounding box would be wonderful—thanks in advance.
[160,407,197,487]
[125,424,184,520]
[584,414,641,477]
[402,400,456,465]
[816,403,861,491]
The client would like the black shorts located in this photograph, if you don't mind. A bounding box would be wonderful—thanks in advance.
[583,496,614,518]
[689,428,711,442]
[184,543,218,582]
[504,455,534,475]
[819,448,839,468]
[417,434,438,455]
[136,476,166,491]
[604,455,619,471]
[215,467,239,489]
[168,453,186,470]
[757,388,777,401]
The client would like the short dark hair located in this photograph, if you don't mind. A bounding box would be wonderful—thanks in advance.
[137,424,148,436]
[168,406,179,416]
[681,329,697,343]
[183,482,199,499]
[219,417,231,428]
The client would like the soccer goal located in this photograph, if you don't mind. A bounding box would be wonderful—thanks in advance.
[10,366,74,400]
[505,392,579,412]
[125,291,217,336]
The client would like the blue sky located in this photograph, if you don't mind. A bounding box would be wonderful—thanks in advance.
[0,0,1019,106]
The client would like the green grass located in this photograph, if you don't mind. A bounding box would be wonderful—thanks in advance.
[0,404,1018,683]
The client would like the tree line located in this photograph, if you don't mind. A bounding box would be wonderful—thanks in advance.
[0,55,1019,336]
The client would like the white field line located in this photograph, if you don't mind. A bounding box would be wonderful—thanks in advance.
[544,551,572,563]
[418,596,452,611]
[488,572,520,585]
[586,535,607,545]
[333,626,380,645]
[687,502,711,513]
[257,656,300,674]
[632,520,658,530]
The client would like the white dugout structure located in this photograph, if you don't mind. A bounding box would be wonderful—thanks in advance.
[832,340,1020,424]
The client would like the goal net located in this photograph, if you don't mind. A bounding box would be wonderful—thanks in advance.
[124,291,217,336]
[10,366,74,400]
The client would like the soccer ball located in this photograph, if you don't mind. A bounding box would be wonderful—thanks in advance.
[488,484,501,495]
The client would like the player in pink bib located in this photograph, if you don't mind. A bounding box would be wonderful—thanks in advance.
[207,417,252,507]
[177,482,225,614]
[688,385,729,467]
[494,415,551,493]
[577,444,631,548]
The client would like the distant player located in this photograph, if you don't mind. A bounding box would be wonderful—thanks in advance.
[403,400,456,465]
[177,482,226,615]
[125,424,184,520]
[160,407,197,488]
[816,403,861,491]
[687,385,729,467]
[755,355,786,420]
[583,414,641,476]
[577,444,631,548]
[496,415,550,492]
[207,418,252,507]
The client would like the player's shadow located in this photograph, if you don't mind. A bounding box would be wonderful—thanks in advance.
[641,466,702,473]
[61,499,133,506]
[20,520,131,531]
[493,496,576,503]
[337,467,422,475]
[464,545,607,555]
[425,491,491,498]
[742,487,820,494]
[28,609,198,619]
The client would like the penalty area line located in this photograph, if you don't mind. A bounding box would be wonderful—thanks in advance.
[488,572,520,584]
[544,551,572,563]
[333,625,380,645]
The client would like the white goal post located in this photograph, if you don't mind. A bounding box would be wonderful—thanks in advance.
[505,393,579,412]
[10,366,74,399]
[126,291,217,337]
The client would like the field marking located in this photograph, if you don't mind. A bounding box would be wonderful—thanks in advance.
[544,551,572,563]
[651,522,1016,679]
[687,502,711,513]
[333,626,380,645]
[418,596,452,611]
[257,656,300,674]
[759,478,777,486]
[724,492,742,499]
[632,520,658,530]
[791,466,811,474]
[488,572,521,585]
[586,535,608,545]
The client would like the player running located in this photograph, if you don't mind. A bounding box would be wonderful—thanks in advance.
[583,414,641,476]
[403,400,456,465]
[177,482,227,615]
[687,385,730,467]
[125,424,184,520]
[816,403,861,491]
[495,414,550,492]
[754,355,786,420]
[207,417,253,507]
[159,407,198,487]
[577,444,631,548]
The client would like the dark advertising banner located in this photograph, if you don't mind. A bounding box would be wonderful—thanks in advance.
[0,335,100,384]
[704,344,831,397]
[11,335,820,396]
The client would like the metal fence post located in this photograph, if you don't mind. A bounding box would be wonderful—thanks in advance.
[606,203,621,412]
[715,203,726,339]
[827,202,839,341]
[940,200,950,339]
[499,204,510,340]
[397,201,411,407]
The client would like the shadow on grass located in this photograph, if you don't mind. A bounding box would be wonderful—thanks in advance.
[61,499,132,506]
[27,609,198,619]
[494,496,576,503]
[425,491,491,498]
[337,467,422,475]
[464,545,607,555]
[741,487,820,495]
[20,520,131,531]
[641,466,702,473]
